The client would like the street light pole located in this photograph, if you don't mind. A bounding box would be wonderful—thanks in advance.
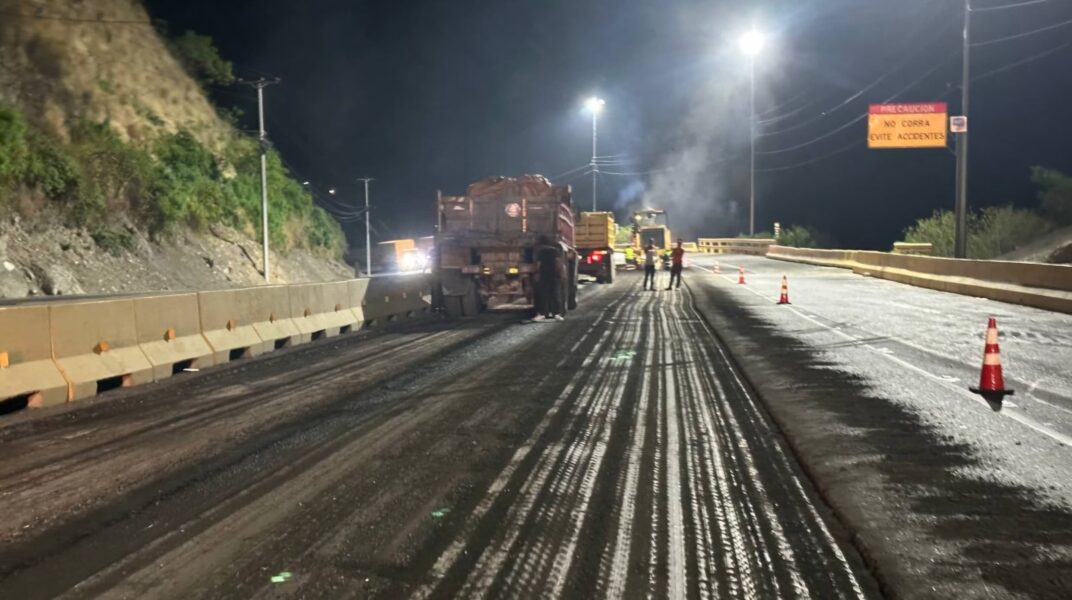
[738,29,764,236]
[583,97,605,212]
[239,77,280,282]
[591,109,599,212]
[954,0,971,259]
[749,55,756,237]
[358,177,374,277]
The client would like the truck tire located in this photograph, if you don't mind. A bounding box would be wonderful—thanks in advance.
[604,259,615,284]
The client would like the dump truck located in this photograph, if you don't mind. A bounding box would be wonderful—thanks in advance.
[434,175,578,317]
[373,239,416,273]
[575,211,616,284]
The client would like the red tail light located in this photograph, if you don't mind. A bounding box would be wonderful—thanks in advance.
[586,250,606,264]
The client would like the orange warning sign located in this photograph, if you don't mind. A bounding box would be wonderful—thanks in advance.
[868,103,948,149]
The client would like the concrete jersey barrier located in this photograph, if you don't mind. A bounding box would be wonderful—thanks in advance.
[0,305,69,407]
[133,293,215,381]
[49,298,154,401]
[287,281,360,342]
[197,288,269,363]
[364,274,430,324]
[767,245,1072,314]
[2,273,431,411]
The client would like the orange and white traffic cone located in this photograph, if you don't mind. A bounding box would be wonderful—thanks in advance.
[969,317,1014,404]
[714,262,721,274]
[738,266,746,285]
[777,274,790,305]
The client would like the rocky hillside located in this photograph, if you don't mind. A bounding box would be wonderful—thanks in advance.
[0,0,227,146]
[0,0,353,299]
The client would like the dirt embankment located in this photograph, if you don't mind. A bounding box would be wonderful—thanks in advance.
[0,215,354,298]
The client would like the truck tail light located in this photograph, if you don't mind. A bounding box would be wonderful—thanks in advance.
[586,250,606,264]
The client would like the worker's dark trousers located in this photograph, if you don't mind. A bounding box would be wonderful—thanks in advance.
[535,280,560,316]
[668,264,682,288]
[643,265,656,290]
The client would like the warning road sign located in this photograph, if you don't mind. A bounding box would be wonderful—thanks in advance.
[868,102,948,149]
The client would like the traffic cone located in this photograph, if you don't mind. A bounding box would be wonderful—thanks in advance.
[969,317,1014,405]
[777,275,790,305]
[738,266,746,285]
[714,262,721,274]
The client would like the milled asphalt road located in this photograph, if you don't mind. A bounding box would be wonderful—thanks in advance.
[0,273,878,599]
[4,260,1071,598]
[686,254,1072,598]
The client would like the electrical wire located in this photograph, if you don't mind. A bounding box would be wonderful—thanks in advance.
[755,139,865,173]
[550,164,591,180]
[756,89,809,118]
[972,38,1072,81]
[559,168,594,184]
[973,0,1048,13]
[756,54,956,156]
[971,16,1072,47]
[759,18,960,138]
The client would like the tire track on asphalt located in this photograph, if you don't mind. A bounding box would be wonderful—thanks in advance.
[415,275,875,599]
[469,294,647,597]
[412,284,640,599]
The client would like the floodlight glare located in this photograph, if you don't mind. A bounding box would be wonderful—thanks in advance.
[585,96,606,115]
[739,29,765,57]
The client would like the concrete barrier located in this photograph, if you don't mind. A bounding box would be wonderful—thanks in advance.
[347,278,370,326]
[363,274,431,325]
[247,285,303,349]
[767,246,1072,314]
[197,288,268,363]
[3,272,432,410]
[49,298,154,401]
[697,238,776,255]
[133,293,215,381]
[0,305,68,407]
[288,281,359,343]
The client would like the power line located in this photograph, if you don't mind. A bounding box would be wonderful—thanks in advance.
[759,18,960,138]
[756,89,809,118]
[971,16,1072,47]
[550,164,591,180]
[973,0,1048,12]
[755,140,865,173]
[972,38,1072,81]
[757,55,956,156]
[756,102,816,126]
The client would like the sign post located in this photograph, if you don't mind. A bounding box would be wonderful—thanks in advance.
[867,103,948,149]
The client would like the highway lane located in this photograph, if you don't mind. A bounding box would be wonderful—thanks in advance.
[0,273,876,599]
[686,254,1072,598]
[693,254,1072,442]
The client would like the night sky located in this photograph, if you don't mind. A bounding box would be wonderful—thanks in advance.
[145,0,1072,250]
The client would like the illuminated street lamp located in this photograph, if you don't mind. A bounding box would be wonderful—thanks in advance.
[584,96,605,212]
[739,28,765,236]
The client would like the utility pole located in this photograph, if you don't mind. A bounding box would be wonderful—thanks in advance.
[358,177,374,277]
[954,0,971,259]
[239,77,281,282]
